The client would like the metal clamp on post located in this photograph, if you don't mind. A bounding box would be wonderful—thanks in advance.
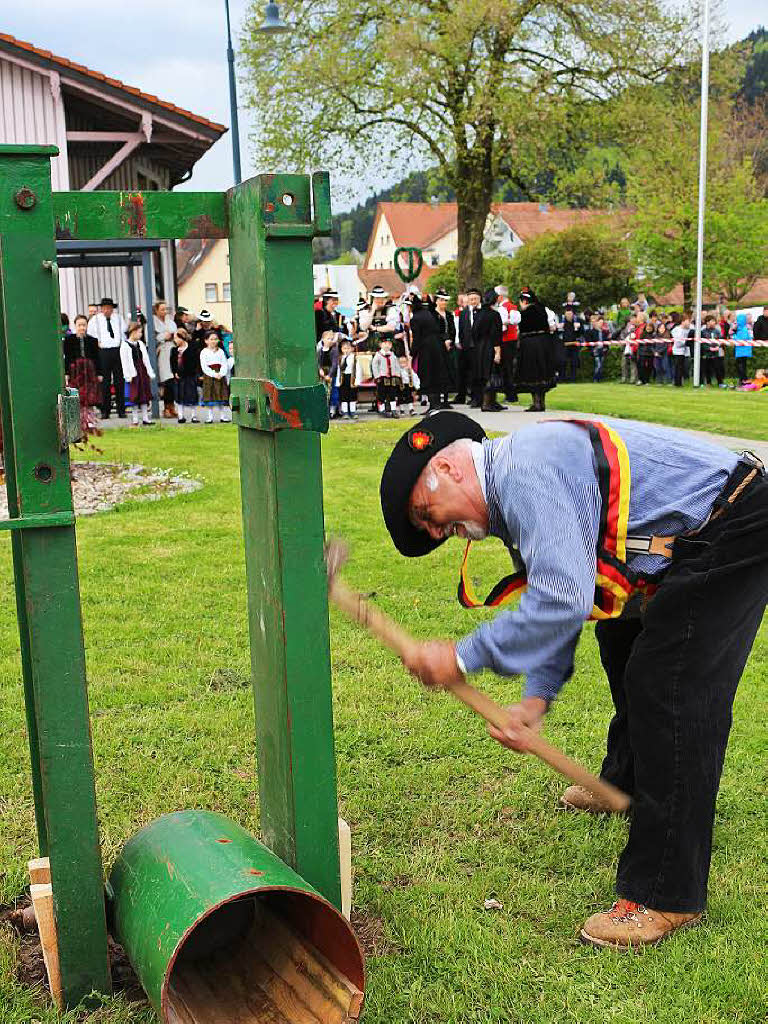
[229,377,329,433]
[57,389,84,450]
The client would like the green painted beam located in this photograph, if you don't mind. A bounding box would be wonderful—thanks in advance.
[48,191,228,241]
[229,173,342,908]
[0,147,111,1004]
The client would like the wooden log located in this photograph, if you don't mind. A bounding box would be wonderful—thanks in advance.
[27,857,51,885]
[338,818,352,921]
[30,883,63,1009]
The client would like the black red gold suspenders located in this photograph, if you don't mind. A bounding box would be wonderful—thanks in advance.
[457,420,657,620]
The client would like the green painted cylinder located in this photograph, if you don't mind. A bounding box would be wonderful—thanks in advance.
[108,811,365,1023]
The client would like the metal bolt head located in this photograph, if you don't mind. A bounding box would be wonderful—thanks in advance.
[14,187,37,210]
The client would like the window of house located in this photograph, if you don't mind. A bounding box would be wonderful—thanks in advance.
[430,253,439,266]
[205,283,218,302]
[223,282,231,301]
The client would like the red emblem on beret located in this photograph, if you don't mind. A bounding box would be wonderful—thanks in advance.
[408,429,434,452]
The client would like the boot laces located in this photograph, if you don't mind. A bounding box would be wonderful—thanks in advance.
[609,899,649,924]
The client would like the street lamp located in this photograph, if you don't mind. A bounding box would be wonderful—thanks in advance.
[259,2,290,33]
[225,0,290,185]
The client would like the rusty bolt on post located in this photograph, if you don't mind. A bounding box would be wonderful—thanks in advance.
[14,186,37,210]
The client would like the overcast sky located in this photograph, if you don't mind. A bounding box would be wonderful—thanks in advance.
[2,2,764,210]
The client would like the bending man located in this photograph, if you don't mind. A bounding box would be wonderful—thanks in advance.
[379,411,768,949]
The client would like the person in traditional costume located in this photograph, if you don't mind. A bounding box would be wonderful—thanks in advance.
[336,337,364,419]
[398,354,418,416]
[371,336,401,417]
[64,314,102,434]
[495,285,520,402]
[455,288,481,405]
[200,331,232,423]
[170,328,200,423]
[380,410,768,950]
[472,289,504,412]
[361,286,399,353]
[315,289,341,343]
[515,287,556,411]
[120,321,156,426]
[433,289,456,408]
[317,330,340,419]
[88,297,128,419]
[410,294,451,414]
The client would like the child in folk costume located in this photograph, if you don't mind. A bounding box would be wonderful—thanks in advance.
[200,331,232,423]
[120,322,156,426]
[398,354,418,416]
[317,330,340,418]
[64,314,102,434]
[336,338,364,419]
[371,337,401,417]
[171,328,200,423]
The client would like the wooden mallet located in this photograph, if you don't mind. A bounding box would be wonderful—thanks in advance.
[325,538,630,814]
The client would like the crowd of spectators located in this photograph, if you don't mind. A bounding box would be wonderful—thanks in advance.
[315,284,768,421]
[61,299,234,430]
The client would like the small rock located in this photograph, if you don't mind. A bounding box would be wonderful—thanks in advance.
[483,897,503,911]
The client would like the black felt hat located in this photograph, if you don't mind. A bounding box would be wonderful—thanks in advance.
[99,297,117,307]
[380,412,486,557]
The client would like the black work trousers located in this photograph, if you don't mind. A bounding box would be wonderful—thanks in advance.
[501,342,517,401]
[455,348,473,402]
[594,468,768,912]
[99,347,125,417]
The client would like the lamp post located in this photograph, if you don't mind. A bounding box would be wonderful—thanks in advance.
[692,0,711,388]
[225,1,290,186]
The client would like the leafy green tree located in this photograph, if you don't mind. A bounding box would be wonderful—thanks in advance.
[627,94,767,307]
[506,221,635,308]
[241,0,689,290]
[426,255,515,299]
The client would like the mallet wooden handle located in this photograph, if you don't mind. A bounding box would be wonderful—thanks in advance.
[329,578,630,814]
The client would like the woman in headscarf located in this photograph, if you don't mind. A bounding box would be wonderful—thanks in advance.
[515,287,556,411]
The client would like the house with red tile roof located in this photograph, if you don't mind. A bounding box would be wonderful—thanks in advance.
[360,201,605,294]
[0,32,226,318]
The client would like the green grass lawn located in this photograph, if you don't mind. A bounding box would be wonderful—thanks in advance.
[546,382,768,441]
[1,416,766,1023]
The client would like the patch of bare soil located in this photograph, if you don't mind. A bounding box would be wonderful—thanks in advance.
[350,908,397,958]
[0,895,147,1009]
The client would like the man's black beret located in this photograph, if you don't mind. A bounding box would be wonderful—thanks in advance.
[380,412,486,557]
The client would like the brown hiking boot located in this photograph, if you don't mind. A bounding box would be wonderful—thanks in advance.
[580,899,702,950]
[560,784,621,814]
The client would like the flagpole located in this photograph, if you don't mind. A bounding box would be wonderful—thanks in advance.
[692,0,711,388]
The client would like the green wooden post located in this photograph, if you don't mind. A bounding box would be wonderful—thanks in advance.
[0,145,111,1004]
[228,173,342,907]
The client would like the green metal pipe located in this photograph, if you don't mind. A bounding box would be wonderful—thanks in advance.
[108,810,364,1022]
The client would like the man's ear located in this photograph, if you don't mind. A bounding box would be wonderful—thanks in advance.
[433,454,462,482]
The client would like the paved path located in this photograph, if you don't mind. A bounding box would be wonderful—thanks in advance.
[462,404,768,463]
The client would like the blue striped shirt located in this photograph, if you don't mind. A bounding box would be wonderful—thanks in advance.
[455,419,738,701]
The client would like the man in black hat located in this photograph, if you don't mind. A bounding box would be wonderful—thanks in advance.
[88,297,127,418]
[379,410,768,950]
[455,288,481,405]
